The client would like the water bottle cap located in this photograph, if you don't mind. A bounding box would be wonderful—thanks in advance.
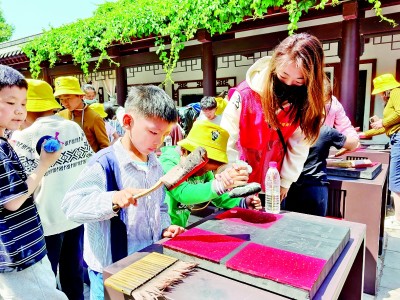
[164,135,172,146]
[269,161,278,168]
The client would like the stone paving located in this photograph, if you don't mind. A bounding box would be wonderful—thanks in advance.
[364,208,400,300]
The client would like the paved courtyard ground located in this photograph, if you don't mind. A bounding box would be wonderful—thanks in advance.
[364,206,400,300]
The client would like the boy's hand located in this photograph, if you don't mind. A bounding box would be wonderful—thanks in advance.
[216,165,249,190]
[112,188,146,209]
[39,144,62,167]
[245,194,262,210]
[162,225,186,238]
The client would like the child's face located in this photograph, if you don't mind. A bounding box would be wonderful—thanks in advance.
[380,91,390,103]
[0,86,27,136]
[202,108,217,121]
[59,94,84,111]
[124,113,174,159]
[194,159,223,176]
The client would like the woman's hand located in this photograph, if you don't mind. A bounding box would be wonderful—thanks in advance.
[280,186,289,202]
[358,132,367,139]
[162,225,186,238]
[369,115,380,123]
[112,188,146,209]
[371,119,383,129]
[245,194,262,210]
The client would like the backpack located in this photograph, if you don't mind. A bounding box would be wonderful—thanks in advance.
[88,148,127,263]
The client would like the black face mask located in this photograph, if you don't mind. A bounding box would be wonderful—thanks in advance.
[273,75,307,104]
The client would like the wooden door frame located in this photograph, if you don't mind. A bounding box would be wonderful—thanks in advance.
[325,59,377,129]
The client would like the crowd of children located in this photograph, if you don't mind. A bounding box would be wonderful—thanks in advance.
[0,66,260,300]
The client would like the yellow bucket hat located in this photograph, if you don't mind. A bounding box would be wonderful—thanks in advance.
[178,120,229,163]
[90,103,107,118]
[53,76,85,97]
[26,79,62,112]
[372,74,400,95]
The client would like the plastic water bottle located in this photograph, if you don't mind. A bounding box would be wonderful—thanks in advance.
[265,161,281,214]
[164,135,172,147]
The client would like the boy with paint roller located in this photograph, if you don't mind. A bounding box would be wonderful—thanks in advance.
[62,85,187,300]
[159,120,262,228]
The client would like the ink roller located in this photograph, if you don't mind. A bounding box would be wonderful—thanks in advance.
[228,182,262,198]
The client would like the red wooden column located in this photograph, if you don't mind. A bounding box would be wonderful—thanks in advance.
[108,47,126,107]
[40,62,51,85]
[115,62,127,107]
[198,30,216,96]
[339,0,361,126]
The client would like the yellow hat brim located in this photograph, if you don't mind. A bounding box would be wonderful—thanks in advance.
[91,109,107,118]
[27,98,62,112]
[54,89,85,97]
[372,83,400,95]
[178,138,228,163]
[89,104,107,118]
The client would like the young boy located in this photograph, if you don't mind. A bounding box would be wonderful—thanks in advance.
[55,76,109,152]
[11,79,94,300]
[159,120,262,228]
[197,96,222,125]
[0,66,67,299]
[283,125,359,217]
[61,85,185,300]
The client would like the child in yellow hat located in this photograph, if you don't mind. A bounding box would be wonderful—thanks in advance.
[360,73,400,226]
[159,120,262,228]
[360,74,400,138]
[55,76,109,152]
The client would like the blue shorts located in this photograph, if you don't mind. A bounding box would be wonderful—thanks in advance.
[389,132,400,193]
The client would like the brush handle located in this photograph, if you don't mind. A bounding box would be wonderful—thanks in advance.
[112,180,163,212]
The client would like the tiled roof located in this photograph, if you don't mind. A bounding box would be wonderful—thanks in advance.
[0,49,23,59]
[0,34,41,61]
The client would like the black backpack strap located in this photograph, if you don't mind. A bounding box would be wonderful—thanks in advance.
[276,127,287,155]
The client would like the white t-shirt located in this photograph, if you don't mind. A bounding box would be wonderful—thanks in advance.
[11,115,93,236]
[105,121,117,142]
[197,111,222,125]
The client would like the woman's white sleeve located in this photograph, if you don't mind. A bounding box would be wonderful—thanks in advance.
[280,127,310,188]
[220,91,242,162]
